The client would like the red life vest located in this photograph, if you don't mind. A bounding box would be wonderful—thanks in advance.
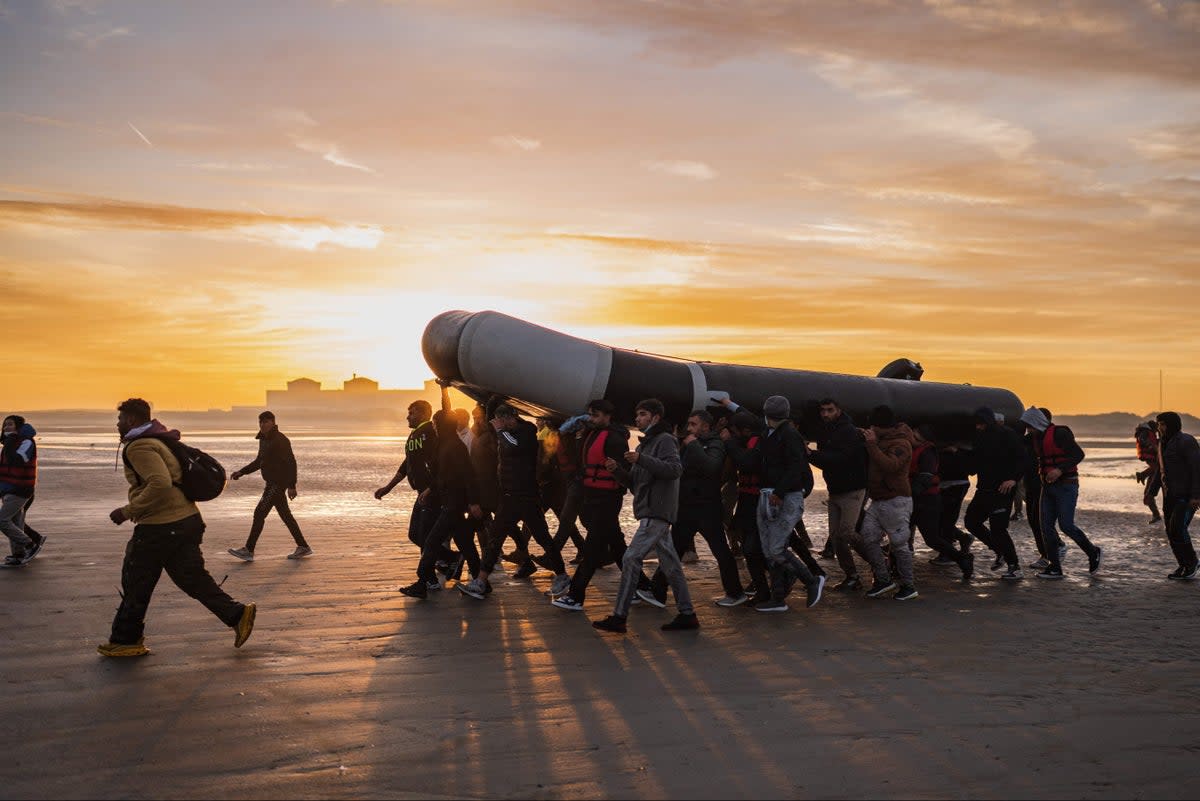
[1136,429,1158,462]
[908,442,940,496]
[581,430,619,491]
[737,435,761,495]
[0,440,36,492]
[1039,425,1078,481]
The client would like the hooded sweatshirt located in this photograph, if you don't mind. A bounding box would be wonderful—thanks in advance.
[610,420,682,523]
[1158,414,1200,501]
[120,420,199,525]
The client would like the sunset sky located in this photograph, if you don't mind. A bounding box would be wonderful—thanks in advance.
[2,0,1197,415]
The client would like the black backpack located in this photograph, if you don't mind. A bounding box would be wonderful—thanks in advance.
[122,436,227,502]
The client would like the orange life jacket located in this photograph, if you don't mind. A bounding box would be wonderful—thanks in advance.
[581,430,619,491]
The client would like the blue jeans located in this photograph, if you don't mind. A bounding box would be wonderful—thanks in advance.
[1040,481,1097,569]
[1164,496,1197,569]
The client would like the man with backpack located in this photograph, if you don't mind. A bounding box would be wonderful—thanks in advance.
[98,398,255,657]
[227,410,311,561]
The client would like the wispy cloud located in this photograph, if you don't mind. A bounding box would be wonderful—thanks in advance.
[490,134,542,152]
[294,139,375,172]
[66,23,132,48]
[642,159,716,180]
[0,195,384,251]
[127,121,153,148]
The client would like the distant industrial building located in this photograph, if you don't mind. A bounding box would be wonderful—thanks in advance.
[258,374,444,415]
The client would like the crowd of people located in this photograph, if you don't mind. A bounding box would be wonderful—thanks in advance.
[370,389,1200,634]
[1,392,1198,654]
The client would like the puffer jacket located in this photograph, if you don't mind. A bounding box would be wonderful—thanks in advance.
[865,423,914,501]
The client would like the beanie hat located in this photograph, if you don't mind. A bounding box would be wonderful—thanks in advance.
[869,405,896,428]
[1156,411,1182,436]
[973,406,996,425]
[762,395,790,420]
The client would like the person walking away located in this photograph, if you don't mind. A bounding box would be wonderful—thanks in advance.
[0,415,42,567]
[1155,412,1200,580]
[591,399,697,634]
[1135,422,1164,526]
[97,398,255,657]
[226,411,311,561]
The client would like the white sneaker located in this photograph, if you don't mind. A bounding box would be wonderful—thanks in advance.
[714,593,750,608]
[458,578,486,600]
[227,547,254,562]
[551,595,583,611]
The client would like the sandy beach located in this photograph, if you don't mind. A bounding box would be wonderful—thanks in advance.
[2,427,1198,800]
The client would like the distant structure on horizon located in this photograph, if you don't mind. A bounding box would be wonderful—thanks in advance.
[232,375,444,418]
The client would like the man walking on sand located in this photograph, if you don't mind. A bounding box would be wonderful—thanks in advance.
[98,398,255,657]
[1156,411,1200,580]
[591,398,697,634]
[227,411,311,561]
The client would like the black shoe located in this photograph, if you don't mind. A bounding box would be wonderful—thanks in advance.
[1088,546,1103,574]
[1180,564,1199,581]
[961,552,975,580]
[865,580,898,598]
[592,614,627,633]
[990,555,1004,571]
[894,585,919,601]
[1035,567,1064,580]
[399,580,428,599]
[512,560,537,579]
[662,613,700,631]
[1149,514,1162,524]
[833,575,862,592]
[805,575,826,608]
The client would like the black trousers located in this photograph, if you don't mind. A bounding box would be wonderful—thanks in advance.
[732,498,769,596]
[1021,477,1047,557]
[409,494,453,563]
[245,483,307,551]
[938,484,971,549]
[483,493,565,575]
[654,500,743,598]
[109,514,243,645]
[551,479,586,553]
[964,488,1018,568]
[1164,495,1198,569]
[568,491,626,602]
[417,506,481,583]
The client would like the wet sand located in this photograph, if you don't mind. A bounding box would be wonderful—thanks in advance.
[3,483,1198,800]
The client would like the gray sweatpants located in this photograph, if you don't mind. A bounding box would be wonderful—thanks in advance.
[614,517,693,618]
[0,493,33,556]
[757,489,816,595]
[861,495,915,586]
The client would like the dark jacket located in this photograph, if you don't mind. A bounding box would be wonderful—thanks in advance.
[808,412,867,494]
[496,418,541,498]
[678,432,726,505]
[0,422,37,497]
[434,430,479,511]
[396,420,437,492]
[470,424,500,512]
[1160,430,1200,501]
[237,426,298,489]
[758,420,814,498]
[968,422,1025,491]
[611,421,682,523]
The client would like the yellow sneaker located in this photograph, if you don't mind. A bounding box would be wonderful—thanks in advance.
[234,602,256,648]
[97,639,150,657]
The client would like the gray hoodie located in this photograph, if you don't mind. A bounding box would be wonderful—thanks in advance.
[611,421,682,523]
[1019,407,1049,432]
